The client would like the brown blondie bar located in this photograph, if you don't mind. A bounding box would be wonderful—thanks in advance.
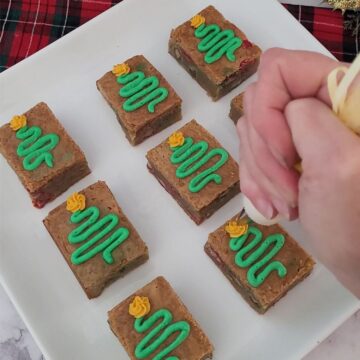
[43,181,149,299]
[229,92,244,123]
[0,102,90,208]
[146,120,239,224]
[169,6,261,100]
[108,276,213,359]
[205,215,314,313]
[97,55,182,145]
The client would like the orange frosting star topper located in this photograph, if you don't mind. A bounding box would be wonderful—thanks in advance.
[225,221,248,238]
[129,296,151,319]
[112,63,130,77]
[9,115,27,131]
[168,131,185,148]
[66,192,86,213]
[190,14,205,28]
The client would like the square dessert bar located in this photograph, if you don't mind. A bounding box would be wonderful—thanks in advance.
[146,120,240,224]
[43,181,148,299]
[205,215,314,313]
[229,92,244,124]
[169,6,261,100]
[0,102,90,208]
[108,276,213,359]
[96,55,182,145]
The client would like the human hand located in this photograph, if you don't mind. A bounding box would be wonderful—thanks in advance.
[237,48,360,297]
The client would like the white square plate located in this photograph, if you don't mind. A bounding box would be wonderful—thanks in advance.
[0,0,359,359]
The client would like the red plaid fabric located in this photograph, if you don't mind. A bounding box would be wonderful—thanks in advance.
[284,4,359,62]
[0,0,121,72]
[0,1,359,73]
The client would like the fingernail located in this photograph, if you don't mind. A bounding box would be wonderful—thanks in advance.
[254,198,274,220]
[272,198,291,220]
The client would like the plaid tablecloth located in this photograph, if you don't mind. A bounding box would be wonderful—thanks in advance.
[0,1,359,73]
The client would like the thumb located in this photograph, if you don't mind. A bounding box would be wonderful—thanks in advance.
[284,98,359,171]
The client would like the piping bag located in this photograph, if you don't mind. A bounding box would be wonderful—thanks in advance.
[243,54,360,226]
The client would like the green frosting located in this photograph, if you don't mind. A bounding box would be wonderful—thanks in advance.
[16,125,59,171]
[68,206,129,265]
[117,71,168,113]
[194,23,243,64]
[229,226,287,287]
[134,308,190,360]
[170,137,228,192]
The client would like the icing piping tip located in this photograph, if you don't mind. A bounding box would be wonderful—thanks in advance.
[243,195,281,226]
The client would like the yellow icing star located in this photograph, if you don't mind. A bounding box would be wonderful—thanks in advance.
[129,296,151,319]
[66,192,86,213]
[112,63,130,77]
[9,115,27,131]
[168,131,185,148]
[190,14,205,28]
[225,221,249,238]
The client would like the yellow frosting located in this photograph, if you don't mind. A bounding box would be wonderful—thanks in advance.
[129,296,151,319]
[10,115,27,131]
[294,162,302,173]
[112,63,130,77]
[66,192,86,213]
[225,221,249,238]
[190,15,205,28]
[168,131,185,148]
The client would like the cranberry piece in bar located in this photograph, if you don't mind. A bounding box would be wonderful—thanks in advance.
[108,276,214,359]
[169,6,261,100]
[0,102,90,208]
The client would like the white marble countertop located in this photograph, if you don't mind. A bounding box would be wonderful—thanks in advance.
[1,1,359,359]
